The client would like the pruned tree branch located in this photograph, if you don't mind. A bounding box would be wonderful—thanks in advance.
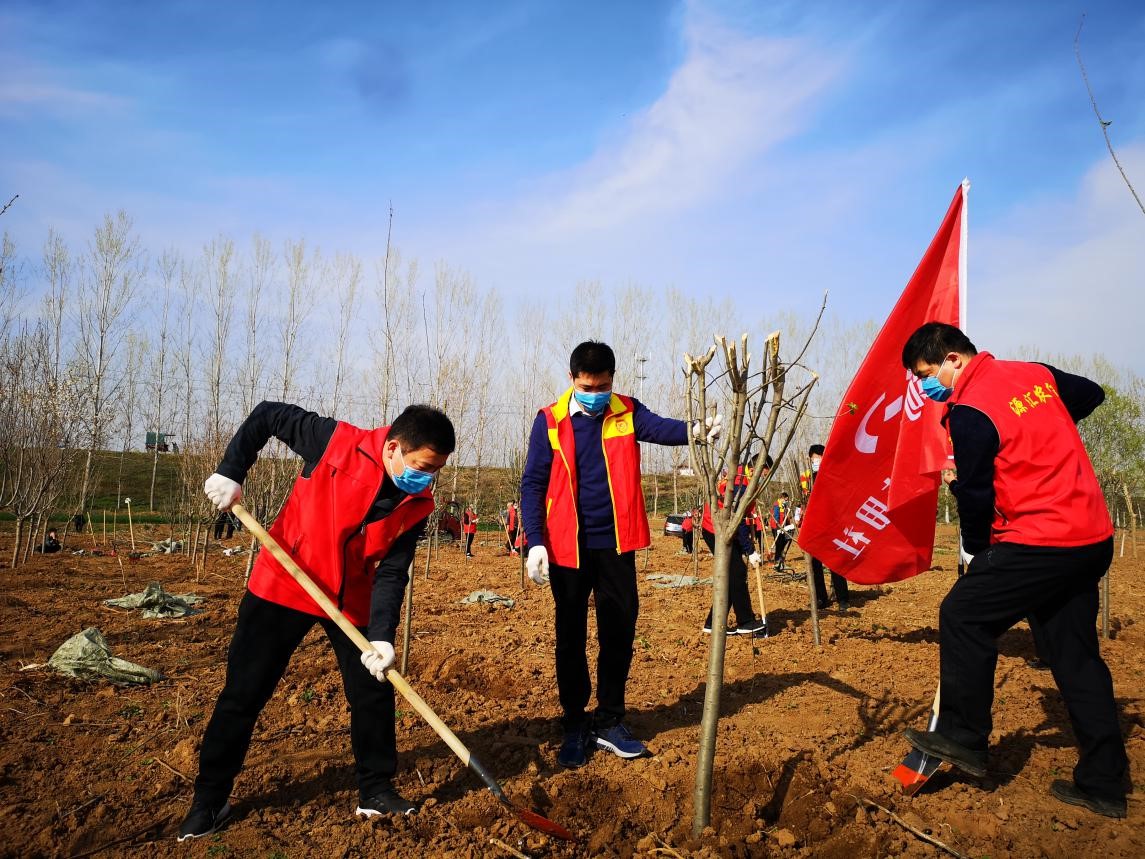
[1075,14,1145,217]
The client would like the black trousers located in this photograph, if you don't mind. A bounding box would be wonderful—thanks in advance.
[937,538,1127,799]
[549,549,639,731]
[811,556,849,604]
[464,532,475,555]
[774,530,792,563]
[682,531,693,553]
[194,592,397,805]
[701,530,755,627]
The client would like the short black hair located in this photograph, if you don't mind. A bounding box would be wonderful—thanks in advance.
[389,404,456,455]
[780,491,790,499]
[761,454,774,471]
[901,322,977,370]
[570,341,615,377]
[808,444,824,457]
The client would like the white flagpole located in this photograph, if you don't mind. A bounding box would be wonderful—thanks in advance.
[959,177,970,334]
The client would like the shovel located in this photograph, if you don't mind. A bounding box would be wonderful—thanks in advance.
[891,684,943,793]
[229,503,574,841]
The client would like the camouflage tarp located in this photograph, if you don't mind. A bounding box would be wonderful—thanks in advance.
[47,627,161,685]
[460,590,515,608]
[105,581,202,618]
[150,538,183,554]
[645,573,712,589]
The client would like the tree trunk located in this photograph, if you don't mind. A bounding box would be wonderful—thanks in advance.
[1122,481,1138,560]
[804,549,821,646]
[401,561,414,673]
[243,537,258,584]
[693,539,732,835]
[10,517,25,568]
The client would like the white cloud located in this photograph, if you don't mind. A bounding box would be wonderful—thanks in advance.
[973,142,1145,370]
[499,8,843,241]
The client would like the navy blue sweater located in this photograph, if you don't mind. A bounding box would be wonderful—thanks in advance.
[520,397,689,552]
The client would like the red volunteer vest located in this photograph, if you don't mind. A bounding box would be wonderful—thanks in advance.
[247,423,434,625]
[462,511,477,535]
[947,352,1112,548]
[540,388,649,567]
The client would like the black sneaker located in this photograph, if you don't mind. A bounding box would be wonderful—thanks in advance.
[1050,779,1126,818]
[735,618,768,637]
[903,728,988,778]
[356,786,417,817]
[558,725,590,769]
[177,798,232,841]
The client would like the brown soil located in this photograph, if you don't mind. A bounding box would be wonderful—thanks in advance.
[0,524,1142,858]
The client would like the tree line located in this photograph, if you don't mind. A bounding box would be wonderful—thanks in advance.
[1,211,1141,564]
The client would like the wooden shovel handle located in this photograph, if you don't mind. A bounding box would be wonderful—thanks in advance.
[229,503,484,776]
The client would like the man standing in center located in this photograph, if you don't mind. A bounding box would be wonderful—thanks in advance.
[521,341,719,768]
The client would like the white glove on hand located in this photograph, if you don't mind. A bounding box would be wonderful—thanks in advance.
[360,641,395,682]
[959,544,974,569]
[691,413,724,443]
[748,552,762,569]
[526,545,550,585]
[204,473,242,511]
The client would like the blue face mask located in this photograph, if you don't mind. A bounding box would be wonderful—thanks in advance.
[920,372,953,402]
[573,389,612,414]
[390,446,435,494]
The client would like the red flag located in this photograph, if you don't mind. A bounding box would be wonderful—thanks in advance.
[799,181,968,584]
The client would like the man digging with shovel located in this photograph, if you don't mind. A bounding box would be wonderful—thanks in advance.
[899,323,1128,818]
[178,401,454,841]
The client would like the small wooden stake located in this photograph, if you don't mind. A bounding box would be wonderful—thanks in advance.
[124,498,136,552]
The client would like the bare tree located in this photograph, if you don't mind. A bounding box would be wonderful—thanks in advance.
[683,330,818,835]
[326,252,362,415]
[240,233,274,415]
[73,211,145,515]
[148,250,178,510]
[203,235,238,442]
[277,238,320,401]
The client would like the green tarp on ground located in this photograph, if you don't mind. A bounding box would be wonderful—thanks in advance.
[644,573,712,589]
[47,628,161,685]
[104,581,202,618]
[460,590,515,608]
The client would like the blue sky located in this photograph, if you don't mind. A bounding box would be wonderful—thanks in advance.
[3,0,1144,366]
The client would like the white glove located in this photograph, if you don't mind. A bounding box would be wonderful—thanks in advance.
[692,413,724,443]
[748,552,761,569]
[360,641,395,682]
[526,545,550,585]
[204,473,242,511]
[959,543,974,569]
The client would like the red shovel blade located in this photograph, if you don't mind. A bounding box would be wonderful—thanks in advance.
[513,805,575,841]
[892,750,943,795]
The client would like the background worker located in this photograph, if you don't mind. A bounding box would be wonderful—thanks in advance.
[699,457,770,636]
[178,401,455,841]
[771,492,795,570]
[802,444,851,611]
[462,505,478,557]
[900,322,1127,819]
[503,501,520,556]
[681,509,694,555]
[520,341,719,769]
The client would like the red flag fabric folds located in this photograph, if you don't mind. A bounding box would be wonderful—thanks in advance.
[799,182,967,584]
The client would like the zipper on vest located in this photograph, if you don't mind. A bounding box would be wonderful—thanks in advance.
[600,417,622,554]
[338,445,383,612]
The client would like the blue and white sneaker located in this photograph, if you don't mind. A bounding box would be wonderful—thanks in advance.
[594,723,647,759]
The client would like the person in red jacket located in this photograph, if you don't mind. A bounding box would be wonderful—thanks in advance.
[462,505,478,557]
[680,509,694,555]
[900,323,1127,819]
[178,402,454,841]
